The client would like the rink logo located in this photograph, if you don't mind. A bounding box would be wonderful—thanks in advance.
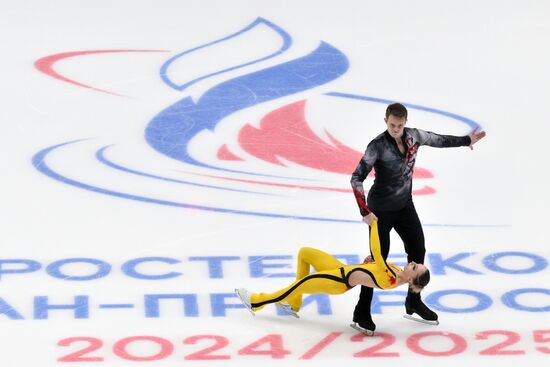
[32,17,484,225]
[0,289,548,320]
[0,251,547,319]
[1,251,546,281]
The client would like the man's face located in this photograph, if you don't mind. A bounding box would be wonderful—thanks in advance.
[384,114,407,139]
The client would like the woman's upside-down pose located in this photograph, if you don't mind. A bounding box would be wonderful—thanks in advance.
[235,221,431,333]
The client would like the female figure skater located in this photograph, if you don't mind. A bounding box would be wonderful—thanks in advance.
[235,221,431,335]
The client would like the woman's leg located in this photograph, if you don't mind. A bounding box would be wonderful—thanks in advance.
[287,247,345,310]
[296,247,345,277]
[251,268,347,312]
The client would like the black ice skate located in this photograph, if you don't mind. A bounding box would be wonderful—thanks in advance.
[350,316,376,336]
[404,292,439,325]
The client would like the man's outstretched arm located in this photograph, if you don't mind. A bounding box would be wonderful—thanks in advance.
[413,127,486,148]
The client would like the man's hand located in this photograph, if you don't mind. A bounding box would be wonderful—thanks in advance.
[362,212,378,226]
[469,128,486,150]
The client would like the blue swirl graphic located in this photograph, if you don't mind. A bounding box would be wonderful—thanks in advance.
[146,41,350,176]
[95,145,279,197]
[326,92,481,129]
[32,140,357,224]
[160,17,292,92]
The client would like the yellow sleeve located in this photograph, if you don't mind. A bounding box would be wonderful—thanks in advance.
[370,220,396,279]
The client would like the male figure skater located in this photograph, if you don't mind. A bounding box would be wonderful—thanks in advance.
[350,102,486,334]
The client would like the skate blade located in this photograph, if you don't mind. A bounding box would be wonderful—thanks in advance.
[403,314,439,325]
[234,289,255,316]
[275,303,300,318]
[349,323,374,336]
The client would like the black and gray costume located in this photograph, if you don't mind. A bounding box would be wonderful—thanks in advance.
[351,127,470,326]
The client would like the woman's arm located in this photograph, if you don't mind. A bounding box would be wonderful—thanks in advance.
[370,221,397,281]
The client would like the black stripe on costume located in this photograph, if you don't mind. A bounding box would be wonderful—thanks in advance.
[345,267,382,289]
[370,248,396,279]
[251,273,346,309]
[340,267,348,288]
[382,258,396,278]
[369,224,396,279]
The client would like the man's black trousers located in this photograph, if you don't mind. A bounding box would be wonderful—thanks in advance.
[353,201,426,322]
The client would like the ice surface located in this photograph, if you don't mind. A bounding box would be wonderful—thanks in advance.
[1,1,549,366]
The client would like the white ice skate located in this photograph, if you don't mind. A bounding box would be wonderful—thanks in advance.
[235,288,255,316]
[275,302,300,318]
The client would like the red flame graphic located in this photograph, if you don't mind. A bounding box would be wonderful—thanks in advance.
[238,100,359,174]
[217,144,243,161]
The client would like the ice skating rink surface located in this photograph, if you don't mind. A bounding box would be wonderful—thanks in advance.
[1,0,549,366]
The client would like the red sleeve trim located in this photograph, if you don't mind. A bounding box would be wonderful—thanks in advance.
[352,187,371,216]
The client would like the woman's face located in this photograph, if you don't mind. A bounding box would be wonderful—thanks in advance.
[403,261,428,279]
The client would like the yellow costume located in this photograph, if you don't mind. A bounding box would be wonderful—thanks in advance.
[250,221,402,312]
